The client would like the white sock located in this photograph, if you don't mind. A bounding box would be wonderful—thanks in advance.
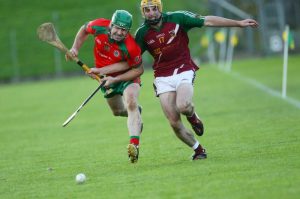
[192,141,199,150]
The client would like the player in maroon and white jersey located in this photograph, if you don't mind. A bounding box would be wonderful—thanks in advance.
[66,10,144,163]
[135,0,259,160]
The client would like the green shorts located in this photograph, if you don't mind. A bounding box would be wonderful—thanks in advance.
[101,80,134,98]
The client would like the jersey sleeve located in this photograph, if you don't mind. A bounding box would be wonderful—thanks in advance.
[126,35,143,68]
[168,11,205,32]
[134,27,147,54]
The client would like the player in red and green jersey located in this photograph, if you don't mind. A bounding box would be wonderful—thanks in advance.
[135,0,259,160]
[66,10,143,163]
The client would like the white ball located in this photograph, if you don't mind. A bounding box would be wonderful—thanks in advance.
[75,173,86,184]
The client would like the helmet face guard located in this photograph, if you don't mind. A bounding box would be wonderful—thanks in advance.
[111,10,132,30]
[140,0,163,25]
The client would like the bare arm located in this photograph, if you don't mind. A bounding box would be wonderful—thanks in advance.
[88,62,130,76]
[102,65,144,87]
[66,25,89,60]
[204,16,259,28]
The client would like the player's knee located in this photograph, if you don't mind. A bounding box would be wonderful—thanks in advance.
[125,99,138,112]
[177,101,193,115]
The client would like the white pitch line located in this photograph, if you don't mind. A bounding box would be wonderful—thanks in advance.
[226,70,300,109]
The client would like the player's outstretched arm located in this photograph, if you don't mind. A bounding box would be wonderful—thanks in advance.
[204,16,259,28]
[239,19,259,28]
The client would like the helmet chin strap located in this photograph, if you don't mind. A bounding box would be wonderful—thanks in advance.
[145,14,162,25]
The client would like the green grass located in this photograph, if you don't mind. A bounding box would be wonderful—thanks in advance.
[231,55,300,100]
[1,56,300,198]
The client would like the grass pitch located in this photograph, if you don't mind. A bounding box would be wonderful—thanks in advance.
[0,56,300,198]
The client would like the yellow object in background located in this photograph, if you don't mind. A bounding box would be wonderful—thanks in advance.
[200,35,209,48]
[282,30,295,50]
[230,34,239,47]
[214,31,226,43]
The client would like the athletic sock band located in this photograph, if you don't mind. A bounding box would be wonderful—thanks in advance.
[130,136,140,146]
[192,141,199,150]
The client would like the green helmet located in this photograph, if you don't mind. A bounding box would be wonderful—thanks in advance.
[111,10,132,30]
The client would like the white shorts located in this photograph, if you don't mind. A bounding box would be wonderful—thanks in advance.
[153,70,195,96]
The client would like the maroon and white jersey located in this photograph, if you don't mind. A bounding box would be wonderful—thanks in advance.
[135,11,205,77]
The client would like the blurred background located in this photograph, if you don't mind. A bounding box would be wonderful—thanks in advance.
[0,0,299,83]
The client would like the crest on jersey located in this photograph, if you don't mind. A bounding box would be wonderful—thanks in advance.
[114,50,120,57]
[169,30,175,37]
[134,56,141,63]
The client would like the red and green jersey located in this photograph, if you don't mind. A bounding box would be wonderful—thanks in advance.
[135,11,205,77]
[85,18,142,77]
